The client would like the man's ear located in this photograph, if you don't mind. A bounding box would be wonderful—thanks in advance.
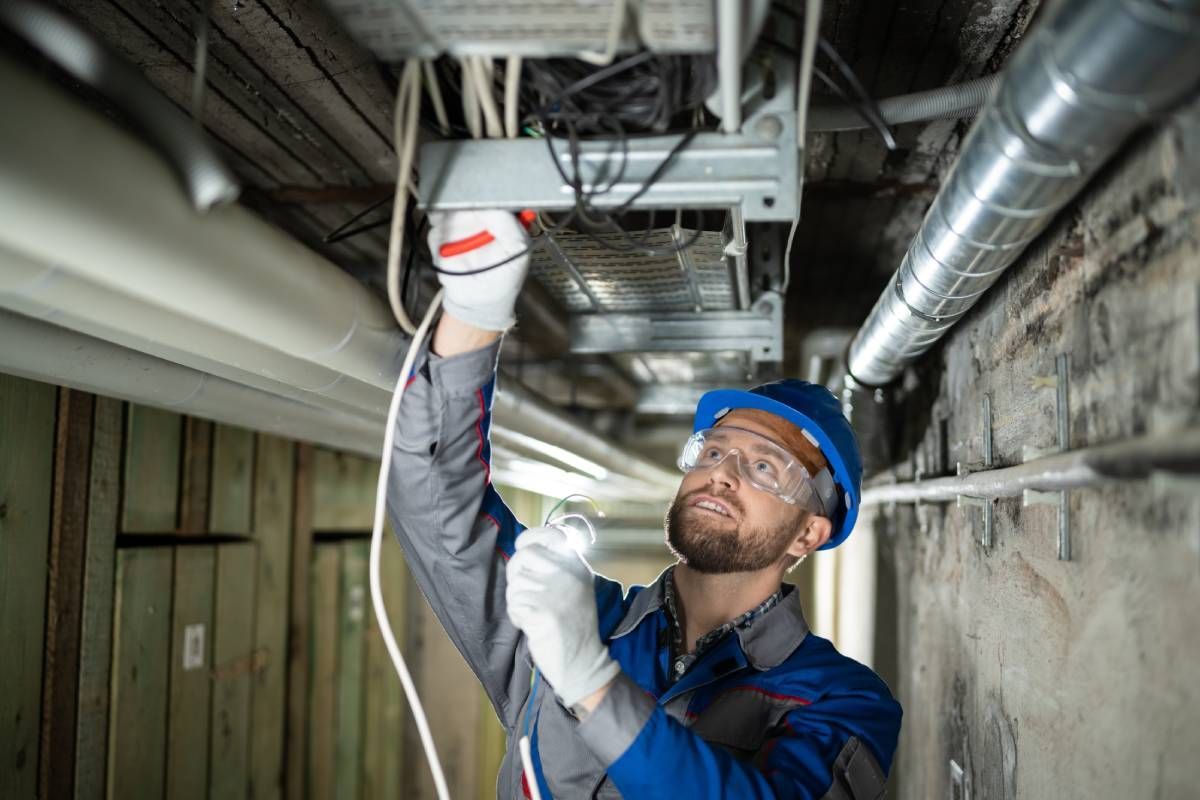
[786,514,832,559]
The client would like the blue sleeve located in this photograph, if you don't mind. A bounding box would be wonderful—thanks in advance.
[576,673,900,799]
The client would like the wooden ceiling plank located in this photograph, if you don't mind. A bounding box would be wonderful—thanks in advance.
[213,0,399,179]
[60,0,326,187]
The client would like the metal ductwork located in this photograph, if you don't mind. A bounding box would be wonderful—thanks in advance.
[846,0,1200,388]
[0,53,679,498]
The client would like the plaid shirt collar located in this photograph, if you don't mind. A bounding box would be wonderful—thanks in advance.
[661,565,783,684]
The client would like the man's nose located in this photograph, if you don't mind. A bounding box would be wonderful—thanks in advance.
[707,451,741,490]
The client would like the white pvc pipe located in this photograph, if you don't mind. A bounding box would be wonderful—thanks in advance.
[834,521,876,668]
[0,308,383,456]
[716,0,742,133]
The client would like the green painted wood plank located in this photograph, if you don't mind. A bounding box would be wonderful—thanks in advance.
[74,395,122,800]
[167,545,216,800]
[41,389,94,800]
[307,544,340,800]
[285,445,314,800]
[477,685,507,800]
[209,425,255,536]
[209,542,258,800]
[335,540,369,800]
[311,450,378,532]
[363,526,407,800]
[249,436,294,800]
[122,404,182,533]
[106,547,173,800]
[179,418,214,535]
[0,374,56,799]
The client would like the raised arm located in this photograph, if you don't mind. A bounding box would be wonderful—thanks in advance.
[384,210,534,726]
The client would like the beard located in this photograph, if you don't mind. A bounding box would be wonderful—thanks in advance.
[664,489,806,574]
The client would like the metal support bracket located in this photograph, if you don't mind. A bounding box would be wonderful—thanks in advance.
[417,56,798,222]
[1025,354,1072,560]
[956,393,995,548]
[569,291,784,362]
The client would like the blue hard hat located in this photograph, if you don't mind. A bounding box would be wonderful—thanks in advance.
[693,380,863,549]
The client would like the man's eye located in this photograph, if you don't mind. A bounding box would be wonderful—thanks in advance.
[704,448,723,461]
[753,460,776,474]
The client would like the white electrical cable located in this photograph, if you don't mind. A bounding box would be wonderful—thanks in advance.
[577,0,626,66]
[385,60,423,334]
[782,0,822,296]
[470,56,505,138]
[518,736,544,800]
[504,55,522,139]
[422,59,451,135]
[460,57,483,139]
[370,286,451,800]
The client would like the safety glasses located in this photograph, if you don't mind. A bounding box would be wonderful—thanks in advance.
[677,426,825,513]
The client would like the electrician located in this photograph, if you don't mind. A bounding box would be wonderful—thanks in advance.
[387,210,902,799]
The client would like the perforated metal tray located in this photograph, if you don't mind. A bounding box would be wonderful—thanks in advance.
[322,0,714,60]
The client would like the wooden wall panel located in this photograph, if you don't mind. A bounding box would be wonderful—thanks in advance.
[250,436,295,800]
[311,450,377,531]
[122,405,182,533]
[73,396,122,800]
[210,425,255,536]
[209,542,259,800]
[363,526,407,800]
[0,374,57,799]
[307,544,341,800]
[179,419,215,535]
[335,540,369,800]
[286,445,314,800]
[40,390,95,800]
[107,547,173,800]
[167,545,216,800]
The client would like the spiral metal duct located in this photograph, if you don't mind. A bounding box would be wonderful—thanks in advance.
[846,0,1200,388]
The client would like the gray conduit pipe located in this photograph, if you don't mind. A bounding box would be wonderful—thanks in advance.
[0,0,239,211]
[860,427,1200,506]
[807,75,1000,132]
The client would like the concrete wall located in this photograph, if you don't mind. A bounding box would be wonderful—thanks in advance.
[871,97,1200,798]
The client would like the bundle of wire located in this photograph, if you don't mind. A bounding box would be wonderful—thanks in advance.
[520,53,718,259]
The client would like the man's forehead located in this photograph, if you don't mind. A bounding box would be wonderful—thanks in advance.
[714,409,827,473]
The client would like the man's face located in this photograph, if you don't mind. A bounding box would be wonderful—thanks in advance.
[665,410,817,574]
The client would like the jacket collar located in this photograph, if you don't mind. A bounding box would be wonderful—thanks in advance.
[610,565,810,671]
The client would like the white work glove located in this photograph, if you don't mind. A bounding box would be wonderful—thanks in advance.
[505,526,621,709]
[427,209,532,331]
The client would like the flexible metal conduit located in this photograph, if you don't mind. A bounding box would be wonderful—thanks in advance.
[0,54,680,494]
[0,0,239,211]
[860,427,1200,506]
[807,75,1000,132]
[846,0,1200,388]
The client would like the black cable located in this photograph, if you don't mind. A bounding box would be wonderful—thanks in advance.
[759,34,897,150]
[816,38,896,150]
[401,214,428,316]
[765,2,897,149]
[324,194,391,244]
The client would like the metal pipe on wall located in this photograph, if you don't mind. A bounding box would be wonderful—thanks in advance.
[860,427,1200,506]
[846,0,1200,388]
